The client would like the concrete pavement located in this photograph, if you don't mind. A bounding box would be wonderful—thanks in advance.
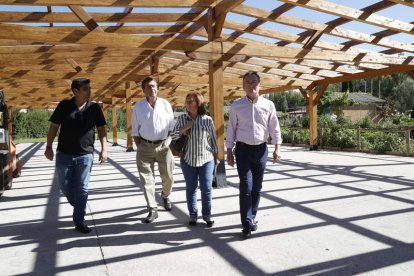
[0,141,413,275]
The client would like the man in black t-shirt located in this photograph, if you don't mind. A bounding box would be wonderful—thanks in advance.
[44,78,108,234]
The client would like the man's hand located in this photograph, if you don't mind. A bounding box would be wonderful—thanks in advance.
[44,148,54,161]
[226,149,235,167]
[99,149,108,163]
[273,145,281,163]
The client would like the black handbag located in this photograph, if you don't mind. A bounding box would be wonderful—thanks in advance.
[169,134,188,157]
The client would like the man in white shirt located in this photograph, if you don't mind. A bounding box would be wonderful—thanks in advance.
[132,77,175,223]
[226,71,282,238]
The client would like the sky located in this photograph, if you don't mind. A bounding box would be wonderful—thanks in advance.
[0,0,413,54]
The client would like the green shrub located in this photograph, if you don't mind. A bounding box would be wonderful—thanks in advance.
[362,131,404,153]
[13,109,52,139]
[281,127,309,145]
[321,128,357,149]
[357,117,376,129]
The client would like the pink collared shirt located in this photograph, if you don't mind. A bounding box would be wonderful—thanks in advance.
[225,96,282,149]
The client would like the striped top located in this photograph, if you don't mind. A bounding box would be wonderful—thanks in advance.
[172,113,218,167]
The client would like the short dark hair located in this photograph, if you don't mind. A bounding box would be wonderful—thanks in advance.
[243,71,260,83]
[141,76,157,90]
[186,92,207,115]
[71,78,90,93]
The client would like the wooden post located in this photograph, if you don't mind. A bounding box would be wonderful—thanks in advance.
[112,97,118,146]
[406,129,411,156]
[7,108,13,137]
[102,103,109,122]
[125,82,134,152]
[308,89,318,150]
[357,127,362,151]
[208,8,226,188]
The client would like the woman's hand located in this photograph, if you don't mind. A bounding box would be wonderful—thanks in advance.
[180,121,193,135]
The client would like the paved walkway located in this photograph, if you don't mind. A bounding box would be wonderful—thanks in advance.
[1,141,413,275]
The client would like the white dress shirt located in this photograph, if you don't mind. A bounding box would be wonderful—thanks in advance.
[225,96,282,148]
[132,97,175,141]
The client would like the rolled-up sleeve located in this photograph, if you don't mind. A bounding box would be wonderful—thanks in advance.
[268,102,282,145]
[225,105,237,149]
[131,105,139,137]
[209,119,219,154]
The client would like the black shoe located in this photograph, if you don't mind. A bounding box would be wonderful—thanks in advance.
[75,223,91,234]
[242,227,251,238]
[144,209,158,223]
[163,198,172,211]
[250,223,258,231]
[203,217,215,227]
[189,217,197,226]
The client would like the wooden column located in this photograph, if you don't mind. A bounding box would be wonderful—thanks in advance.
[102,103,109,122]
[125,82,134,152]
[208,8,226,188]
[111,97,118,146]
[308,89,318,150]
[7,108,13,138]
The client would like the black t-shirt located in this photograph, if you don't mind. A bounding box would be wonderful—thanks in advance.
[50,98,106,154]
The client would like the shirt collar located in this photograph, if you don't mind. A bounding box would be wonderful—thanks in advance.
[245,95,260,103]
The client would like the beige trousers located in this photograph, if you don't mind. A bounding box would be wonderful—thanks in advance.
[136,140,174,210]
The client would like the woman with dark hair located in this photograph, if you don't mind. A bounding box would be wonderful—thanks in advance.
[172,93,219,227]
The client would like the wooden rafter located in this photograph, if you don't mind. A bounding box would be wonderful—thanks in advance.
[0,0,413,111]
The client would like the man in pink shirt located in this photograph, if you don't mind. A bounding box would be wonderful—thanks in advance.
[226,71,282,238]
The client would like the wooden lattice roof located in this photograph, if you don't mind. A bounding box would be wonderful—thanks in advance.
[1,0,414,109]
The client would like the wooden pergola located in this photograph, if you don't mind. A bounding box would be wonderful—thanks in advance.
[1,0,414,172]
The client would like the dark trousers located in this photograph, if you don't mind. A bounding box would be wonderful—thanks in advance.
[235,142,268,229]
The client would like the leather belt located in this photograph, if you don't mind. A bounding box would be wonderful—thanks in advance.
[140,137,165,144]
[236,141,266,148]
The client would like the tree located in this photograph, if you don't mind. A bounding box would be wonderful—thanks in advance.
[392,77,414,112]
[13,109,52,139]
[268,91,306,113]
[105,109,127,132]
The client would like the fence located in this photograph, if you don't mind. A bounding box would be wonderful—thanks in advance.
[282,126,413,157]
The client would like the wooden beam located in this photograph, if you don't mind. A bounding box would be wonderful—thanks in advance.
[2,24,414,67]
[303,30,324,50]
[213,0,245,38]
[0,0,216,7]
[260,85,301,94]
[0,11,203,23]
[309,65,414,89]
[280,0,414,35]
[299,88,309,101]
[65,58,83,72]
[313,84,328,105]
[68,5,104,32]
[232,4,414,53]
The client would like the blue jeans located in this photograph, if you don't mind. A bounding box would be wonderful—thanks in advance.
[180,159,214,218]
[235,142,268,229]
[56,152,93,225]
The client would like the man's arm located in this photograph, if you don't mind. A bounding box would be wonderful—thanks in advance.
[226,105,237,167]
[44,123,60,161]
[97,125,108,163]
